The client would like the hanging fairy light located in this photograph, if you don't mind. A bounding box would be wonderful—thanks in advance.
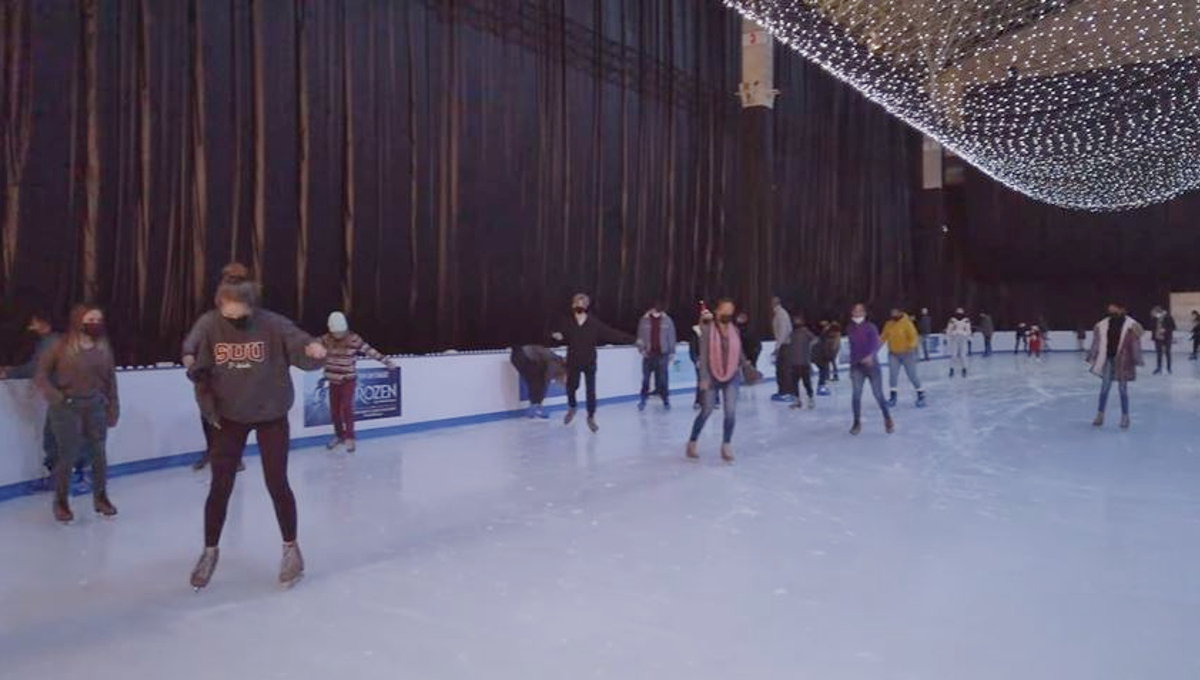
[724,0,1200,211]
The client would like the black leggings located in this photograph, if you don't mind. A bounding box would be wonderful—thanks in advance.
[204,417,296,547]
[791,365,813,399]
[566,363,598,416]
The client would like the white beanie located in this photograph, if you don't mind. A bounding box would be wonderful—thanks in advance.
[327,311,349,334]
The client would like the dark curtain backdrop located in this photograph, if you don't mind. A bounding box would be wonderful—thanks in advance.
[0,0,915,364]
[936,168,1200,330]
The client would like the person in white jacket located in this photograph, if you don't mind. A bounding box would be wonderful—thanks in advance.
[946,308,972,378]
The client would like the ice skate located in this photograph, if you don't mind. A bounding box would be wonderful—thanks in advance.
[326,436,342,451]
[817,385,831,397]
[770,393,790,402]
[531,405,549,420]
[962,369,968,378]
[53,499,73,524]
[345,439,356,453]
[887,392,898,408]
[1120,414,1130,430]
[807,397,815,410]
[662,399,671,411]
[279,543,305,588]
[720,444,735,463]
[916,392,927,408]
[587,417,599,433]
[949,368,955,378]
[190,547,220,591]
[563,408,576,425]
[849,421,862,436]
[191,455,209,471]
[637,398,647,412]
[1092,412,1104,428]
[686,441,699,460]
[885,416,895,434]
[789,400,803,410]
[93,495,118,518]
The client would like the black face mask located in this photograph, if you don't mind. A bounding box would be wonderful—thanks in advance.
[82,323,105,339]
[226,315,250,331]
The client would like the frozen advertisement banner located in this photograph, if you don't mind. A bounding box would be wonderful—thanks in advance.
[304,367,402,428]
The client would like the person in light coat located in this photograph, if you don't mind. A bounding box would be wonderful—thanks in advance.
[1086,302,1143,429]
[945,308,972,378]
[636,301,677,411]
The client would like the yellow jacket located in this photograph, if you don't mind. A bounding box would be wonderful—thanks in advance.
[880,315,919,354]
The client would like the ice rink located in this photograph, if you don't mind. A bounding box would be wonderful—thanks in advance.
[2,353,1199,680]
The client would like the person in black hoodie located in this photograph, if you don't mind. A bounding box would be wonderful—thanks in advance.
[183,273,327,591]
[551,293,637,433]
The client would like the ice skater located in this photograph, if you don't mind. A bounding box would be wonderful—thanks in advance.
[1190,311,1200,361]
[1014,322,1029,355]
[736,312,762,369]
[1087,302,1143,429]
[637,301,677,411]
[946,308,971,378]
[510,345,567,418]
[1150,306,1175,375]
[183,271,327,590]
[918,308,932,360]
[686,299,743,462]
[321,311,395,453]
[34,304,120,523]
[787,313,816,410]
[551,293,638,433]
[815,320,841,396]
[770,297,795,403]
[1028,325,1044,360]
[880,308,925,408]
[847,303,893,435]
[978,311,995,357]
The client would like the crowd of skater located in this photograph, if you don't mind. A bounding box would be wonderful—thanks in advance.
[3,262,1200,591]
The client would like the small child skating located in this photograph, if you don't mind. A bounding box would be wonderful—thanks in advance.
[321,312,395,453]
[1028,326,1044,360]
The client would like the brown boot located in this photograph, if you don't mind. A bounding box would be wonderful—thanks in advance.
[53,499,73,523]
[685,441,699,460]
[94,495,118,517]
[1092,412,1104,428]
[850,421,862,436]
[720,444,735,463]
[885,416,895,434]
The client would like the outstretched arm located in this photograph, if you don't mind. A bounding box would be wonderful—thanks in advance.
[597,318,637,346]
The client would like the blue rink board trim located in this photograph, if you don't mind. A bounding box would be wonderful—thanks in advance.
[0,348,1086,505]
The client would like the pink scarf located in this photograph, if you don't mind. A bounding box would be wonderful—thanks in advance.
[707,322,742,383]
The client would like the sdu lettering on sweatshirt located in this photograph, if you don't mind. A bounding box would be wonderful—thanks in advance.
[213,341,267,366]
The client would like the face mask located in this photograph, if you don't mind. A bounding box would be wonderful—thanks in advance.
[573,307,587,315]
[651,311,662,318]
[226,315,250,331]
[851,315,866,324]
[82,322,105,339]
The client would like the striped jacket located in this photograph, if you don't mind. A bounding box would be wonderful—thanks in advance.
[320,332,391,383]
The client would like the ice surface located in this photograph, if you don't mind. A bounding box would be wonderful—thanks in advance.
[2,355,1199,680]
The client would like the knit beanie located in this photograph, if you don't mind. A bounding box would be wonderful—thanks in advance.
[328,311,349,334]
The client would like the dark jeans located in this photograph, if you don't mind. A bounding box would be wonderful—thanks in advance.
[818,361,832,387]
[329,379,357,439]
[791,365,813,399]
[983,334,993,356]
[690,379,739,444]
[205,417,296,547]
[42,417,88,473]
[567,363,598,416]
[641,355,670,403]
[851,363,890,422]
[1155,340,1172,372]
[47,395,109,502]
[775,348,795,395]
[920,335,929,360]
[510,348,548,405]
[1098,358,1129,415]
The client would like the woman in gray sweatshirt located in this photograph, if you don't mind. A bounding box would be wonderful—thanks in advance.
[184,275,327,591]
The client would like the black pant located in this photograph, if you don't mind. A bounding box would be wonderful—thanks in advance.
[1193,337,1199,356]
[566,363,598,416]
[791,365,813,399]
[775,348,796,395]
[641,355,669,403]
[205,417,296,547]
[510,348,548,404]
[1155,340,1172,372]
[47,395,109,503]
[920,335,929,360]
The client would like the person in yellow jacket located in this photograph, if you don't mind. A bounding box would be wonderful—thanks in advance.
[880,309,926,408]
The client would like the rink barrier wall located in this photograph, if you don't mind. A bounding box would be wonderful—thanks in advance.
[0,330,1161,503]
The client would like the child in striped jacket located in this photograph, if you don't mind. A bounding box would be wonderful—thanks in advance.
[321,312,394,452]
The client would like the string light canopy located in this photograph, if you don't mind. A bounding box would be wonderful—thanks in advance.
[724,0,1200,210]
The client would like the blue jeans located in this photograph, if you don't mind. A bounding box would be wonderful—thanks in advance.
[690,379,739,444]
[641,355,670,402]
[888,351,922,391]
[1098,358,1129,415]
[851,362,889,421]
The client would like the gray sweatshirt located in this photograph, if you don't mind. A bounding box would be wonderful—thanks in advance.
[185,309,322,424]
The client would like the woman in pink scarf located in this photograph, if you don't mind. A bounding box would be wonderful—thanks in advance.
[687,299,743,463]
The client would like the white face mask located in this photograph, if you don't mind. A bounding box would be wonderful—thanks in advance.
[651,311,662,318]
[851,315,866,324]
